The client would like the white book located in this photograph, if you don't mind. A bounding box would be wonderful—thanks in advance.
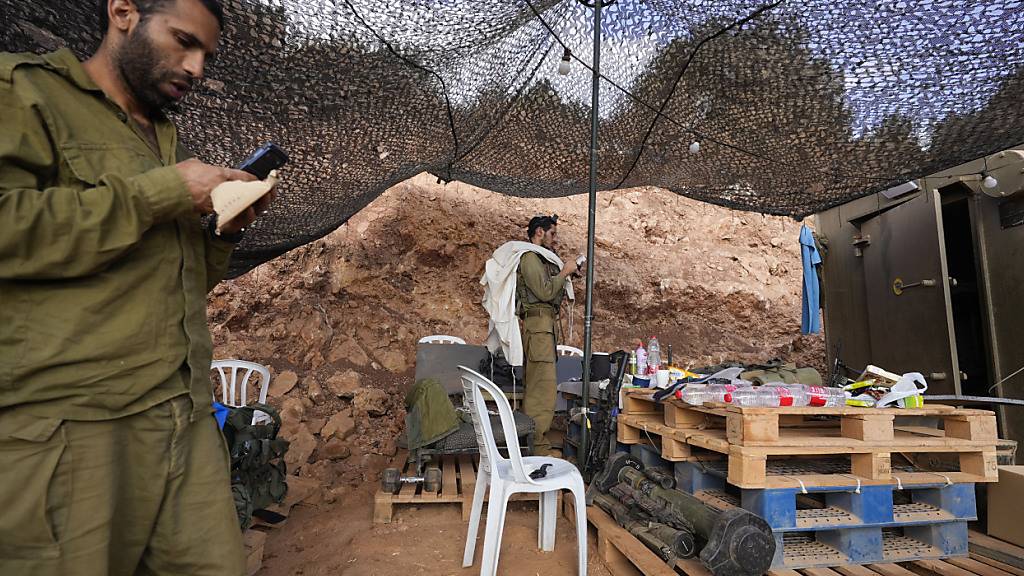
[211,170,279,231]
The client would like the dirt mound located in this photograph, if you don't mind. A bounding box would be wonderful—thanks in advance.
[207,173,824,499]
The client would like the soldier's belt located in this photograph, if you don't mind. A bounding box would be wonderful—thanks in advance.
[521,307,556,318]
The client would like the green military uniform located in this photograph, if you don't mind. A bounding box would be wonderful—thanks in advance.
[517,251,566,456]
[0,49,243,575]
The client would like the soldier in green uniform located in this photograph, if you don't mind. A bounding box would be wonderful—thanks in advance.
[518,215,578,456]
[0,1,271,574]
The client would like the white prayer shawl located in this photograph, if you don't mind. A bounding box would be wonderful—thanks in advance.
[480,241,574,367]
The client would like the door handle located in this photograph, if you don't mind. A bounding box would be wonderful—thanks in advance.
[892,277,936,295]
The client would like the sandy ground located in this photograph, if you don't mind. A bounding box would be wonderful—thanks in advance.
[258,484,611,576]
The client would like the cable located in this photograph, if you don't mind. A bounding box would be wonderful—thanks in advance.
[452,2,574,166]
[988,363,1024,394]
[925,394,1024,407]
[340,0,461,181]
[520,0,897,184]
[615,0,783,188]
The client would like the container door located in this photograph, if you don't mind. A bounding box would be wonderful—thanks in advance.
[859,190,960,394]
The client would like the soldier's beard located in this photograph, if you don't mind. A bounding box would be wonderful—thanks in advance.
[541,232,557,250]
[115,22,187,116]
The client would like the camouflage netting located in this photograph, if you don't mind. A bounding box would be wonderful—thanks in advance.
[3,1,1024,276]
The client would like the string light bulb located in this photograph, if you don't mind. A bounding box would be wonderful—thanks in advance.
[557,47,571,75]
[689,141,701,154]
[982,174,998,189]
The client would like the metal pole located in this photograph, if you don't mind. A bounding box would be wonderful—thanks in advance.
[579,0,603,477]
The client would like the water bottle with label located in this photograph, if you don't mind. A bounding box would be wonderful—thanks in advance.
[635,342,648,376]
[732,385,808,407]
[801,385,848,407]
[677,382,751,405]
[647,336,661,375]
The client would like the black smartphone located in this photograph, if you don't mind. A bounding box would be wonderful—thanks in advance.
[237,143,288,179]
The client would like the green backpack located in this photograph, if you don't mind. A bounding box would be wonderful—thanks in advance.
[222,403,290,529]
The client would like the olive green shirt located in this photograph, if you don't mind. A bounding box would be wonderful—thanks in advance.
[517,251,566,312]
[0,49,235,421]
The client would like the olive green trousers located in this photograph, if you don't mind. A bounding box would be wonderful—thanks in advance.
[521,312,558,455]
[0,396,244,576]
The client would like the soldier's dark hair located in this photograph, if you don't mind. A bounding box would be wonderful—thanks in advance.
[528,214,558,239]
[98,0,225,31]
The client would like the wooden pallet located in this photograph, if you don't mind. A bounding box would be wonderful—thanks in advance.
[373,450,553,524]
[620,413,997,489]
[623,389,998,447]
[968,531,1024,572]
[618,390,1000,489]
[567,495,1024,576]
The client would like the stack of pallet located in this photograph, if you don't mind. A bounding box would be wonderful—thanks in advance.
[373,450,555,523]
[374,450,480,523]
[569,491,1024,576]
[610,388,1001,571]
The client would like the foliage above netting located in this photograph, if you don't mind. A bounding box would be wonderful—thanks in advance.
[4,0,1024,276]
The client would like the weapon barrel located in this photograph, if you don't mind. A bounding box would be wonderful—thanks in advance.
[620,467,718,536]
[644,466,676,489]
[618,466,775,576]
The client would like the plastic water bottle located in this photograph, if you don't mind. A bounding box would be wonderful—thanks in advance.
[647,337,661,375]
[762,383,847,407]
[801,385,848,407]
[732,385,808,407]
[677,382,750,405]
[635,343,648,376]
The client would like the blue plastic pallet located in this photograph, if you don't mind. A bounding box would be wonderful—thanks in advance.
[594,435,975,569]
[673,460,977,531]
[671,458,974,568]
[773,523,969,568]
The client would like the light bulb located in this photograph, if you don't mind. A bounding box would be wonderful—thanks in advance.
[558,47,571,76]
[982,175,998,189]
[689,141,700,154]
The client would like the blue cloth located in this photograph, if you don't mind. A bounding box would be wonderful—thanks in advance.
[213,401,231,429]
[799,224,822,334]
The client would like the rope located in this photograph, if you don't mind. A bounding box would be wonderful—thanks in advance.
[837,475,862,494]
[794,477,808,494]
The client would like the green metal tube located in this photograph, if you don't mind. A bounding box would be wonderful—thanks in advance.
[619,467,718,537]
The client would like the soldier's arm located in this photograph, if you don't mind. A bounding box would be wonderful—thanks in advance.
[520,252,566,304]
[174,142,235,292]
[0,83,191,280]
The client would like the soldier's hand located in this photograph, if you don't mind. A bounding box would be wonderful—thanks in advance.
[559,260,578,277]
[175,158,258,214]
[219,186,277,235]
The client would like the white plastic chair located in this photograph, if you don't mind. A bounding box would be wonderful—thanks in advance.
[211,359,271,424]
[458,366,586,576]
[418,334,467,345]
[557,345,584,357]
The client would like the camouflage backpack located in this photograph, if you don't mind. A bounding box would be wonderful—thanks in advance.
[221,403,290,529]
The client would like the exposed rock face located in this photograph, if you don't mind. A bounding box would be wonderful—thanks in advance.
[325,370,362,398]
[270,370,299,397]
[208,173,824,491]
[322,409,356,441]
